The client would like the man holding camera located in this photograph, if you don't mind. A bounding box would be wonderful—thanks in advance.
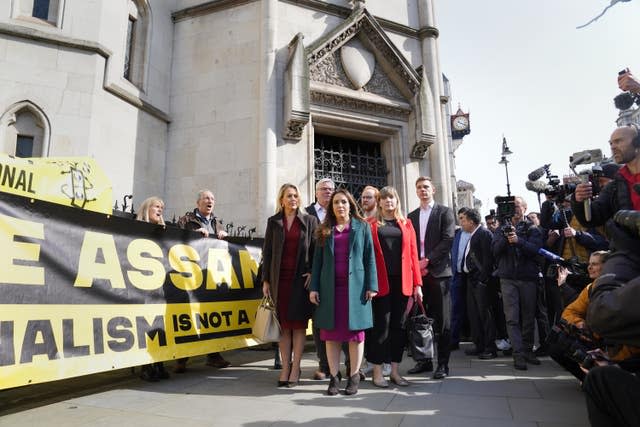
[573,124,640,226]
[492,197,544,370]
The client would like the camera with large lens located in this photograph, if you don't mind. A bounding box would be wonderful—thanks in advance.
[547,319,601,370]
[614,210,640,238]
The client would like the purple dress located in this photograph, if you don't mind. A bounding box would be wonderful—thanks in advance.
[320,223,365,343]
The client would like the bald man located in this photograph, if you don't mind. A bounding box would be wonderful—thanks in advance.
[573,125,640,227]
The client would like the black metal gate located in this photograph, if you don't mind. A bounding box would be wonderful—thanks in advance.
[313,134,388,200]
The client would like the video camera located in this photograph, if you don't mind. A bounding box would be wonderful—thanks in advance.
[538,248,588,280]
[547,319,604,371]
[525,150,605,206]
[494,195,515,236]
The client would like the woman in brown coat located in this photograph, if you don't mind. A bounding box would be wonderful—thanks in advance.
[262,184,318,387]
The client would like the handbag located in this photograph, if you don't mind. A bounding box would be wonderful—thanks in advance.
[252,295,281,343]
[403,297,435,362]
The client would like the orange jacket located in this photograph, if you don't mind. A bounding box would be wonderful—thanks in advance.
[367,217,422,297]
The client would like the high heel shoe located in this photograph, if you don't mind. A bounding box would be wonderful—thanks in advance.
[327,375,340,395]
[287,368,302,388]
[278,364,292,387]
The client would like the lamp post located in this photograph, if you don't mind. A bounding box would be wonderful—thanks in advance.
[498,136,513,197]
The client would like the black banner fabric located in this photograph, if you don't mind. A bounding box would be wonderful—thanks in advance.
[0,192,264,389]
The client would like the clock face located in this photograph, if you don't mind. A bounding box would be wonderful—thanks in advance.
[452,115,469,131]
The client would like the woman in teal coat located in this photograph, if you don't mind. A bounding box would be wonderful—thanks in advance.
[309,189,378,396]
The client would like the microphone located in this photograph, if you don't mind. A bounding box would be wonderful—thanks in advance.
[569,153,592,169]
[525,180,549,194]
[527,164,549,181]
[537,248,565,263]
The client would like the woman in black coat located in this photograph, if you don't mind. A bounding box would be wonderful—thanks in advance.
[262,184,318,387]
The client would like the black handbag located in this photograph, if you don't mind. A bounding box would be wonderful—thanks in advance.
[404,297,435,362]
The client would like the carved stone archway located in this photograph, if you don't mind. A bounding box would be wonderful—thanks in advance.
[283,7,437,159]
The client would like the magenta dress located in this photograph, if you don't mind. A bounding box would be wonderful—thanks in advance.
[320,223,365,343]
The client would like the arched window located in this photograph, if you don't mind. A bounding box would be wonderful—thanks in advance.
[0,101,51,158]
[12,0,65,28]
[123,0,151,89]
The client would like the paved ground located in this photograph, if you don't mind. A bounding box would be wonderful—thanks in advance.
[0,344,588,427]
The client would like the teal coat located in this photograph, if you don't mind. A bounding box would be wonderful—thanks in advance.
[310,218,378,331]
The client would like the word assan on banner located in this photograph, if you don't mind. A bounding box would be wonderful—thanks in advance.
[0,192,263,389]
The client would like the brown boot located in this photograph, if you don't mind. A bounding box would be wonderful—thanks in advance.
[327,375,340,395]
[344,373,360,395]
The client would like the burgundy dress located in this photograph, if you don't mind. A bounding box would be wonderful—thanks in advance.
[277,216,308,330]
[320,223,365,343]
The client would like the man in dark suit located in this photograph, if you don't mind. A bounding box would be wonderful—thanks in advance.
[408,176,455,379]
[458,207,497,359]
[450,226,470,351]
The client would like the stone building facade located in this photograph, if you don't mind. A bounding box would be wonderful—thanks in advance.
[0,0,456,234]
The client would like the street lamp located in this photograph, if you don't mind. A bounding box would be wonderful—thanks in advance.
[498,136,513,197]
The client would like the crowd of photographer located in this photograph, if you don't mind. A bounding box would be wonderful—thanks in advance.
[497,70,640,427]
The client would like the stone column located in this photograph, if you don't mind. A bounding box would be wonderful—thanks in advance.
[417,0,452,207]
[257,0,278,234]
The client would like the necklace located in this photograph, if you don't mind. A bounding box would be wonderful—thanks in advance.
[335,219,349,232]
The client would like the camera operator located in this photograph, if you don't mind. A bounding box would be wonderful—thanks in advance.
[492,196,544,370]
[572,125,640,227]
[580,209,640,427]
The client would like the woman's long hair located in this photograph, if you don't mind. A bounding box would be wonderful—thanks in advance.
[375,186,406,225]
[315,189,363,245]
[136,196,165,225]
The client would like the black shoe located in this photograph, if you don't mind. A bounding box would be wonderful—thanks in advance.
[408,360,433,374]
[478,351,497,360]
[450,342,460,351]
[432,364,449,379]
[327,375,340,396]
[524,352,541,365]
[514,355,527,370]
[344,373,360,395]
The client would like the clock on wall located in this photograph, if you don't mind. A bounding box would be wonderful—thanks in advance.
[451,107,470,139]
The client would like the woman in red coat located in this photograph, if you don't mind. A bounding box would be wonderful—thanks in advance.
[366,186,423,387]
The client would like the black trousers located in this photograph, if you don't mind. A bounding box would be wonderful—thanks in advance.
[583,366,640,427]
[421,274,451,366]
[366,275,409,365]
[464,274,496,353]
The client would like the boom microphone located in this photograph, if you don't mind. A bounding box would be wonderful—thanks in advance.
[525,180,549,194]
[527,164,550,181]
